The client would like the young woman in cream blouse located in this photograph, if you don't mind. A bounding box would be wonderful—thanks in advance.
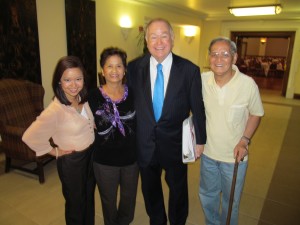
[23,56,95,225]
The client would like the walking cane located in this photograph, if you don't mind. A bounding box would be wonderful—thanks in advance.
[226,154,239,225]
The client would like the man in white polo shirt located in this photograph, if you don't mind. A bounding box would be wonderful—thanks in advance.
[199,37,264,225]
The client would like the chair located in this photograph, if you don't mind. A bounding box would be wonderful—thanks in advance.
[0,79,54,183]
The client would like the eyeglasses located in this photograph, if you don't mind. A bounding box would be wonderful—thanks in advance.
[209,51,232,59]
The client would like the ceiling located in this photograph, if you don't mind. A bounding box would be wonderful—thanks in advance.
[129,0,300,21]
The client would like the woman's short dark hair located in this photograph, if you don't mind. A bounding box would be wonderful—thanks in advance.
[52,56,88,105]
[99,47,127,85]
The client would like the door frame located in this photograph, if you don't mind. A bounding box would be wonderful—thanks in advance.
[231,31,295,96]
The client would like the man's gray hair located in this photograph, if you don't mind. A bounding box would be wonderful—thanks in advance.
[145,18,174,41]
[208,37,237,54]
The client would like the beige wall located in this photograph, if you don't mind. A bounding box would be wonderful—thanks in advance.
[242,38,289,57]
[95,0,202,68]
[265,38,289,57]
[36,0,67,106]
[245,38,262,56]
[36,0,202,105]
[36,0,300,105]
[199,21,223,72]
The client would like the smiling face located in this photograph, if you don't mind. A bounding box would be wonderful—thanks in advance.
[60,67,84,101]
[102,55,125,85]
[209,40,237,78]
[146,20,174,63]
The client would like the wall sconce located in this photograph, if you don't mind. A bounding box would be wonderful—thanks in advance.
[228,4,282,16]
[183,26,197,44]
[260,37,267,44]
[119,15,132,40]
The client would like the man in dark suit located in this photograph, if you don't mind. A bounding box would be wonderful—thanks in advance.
[127,18,206,225]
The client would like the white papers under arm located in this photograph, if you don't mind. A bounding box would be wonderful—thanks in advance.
[182,115,196,163]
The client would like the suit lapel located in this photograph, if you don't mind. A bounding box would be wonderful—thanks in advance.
[161,55,181,117]
[139,57,155,118]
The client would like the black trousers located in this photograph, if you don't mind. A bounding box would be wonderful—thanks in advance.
[139,155,188,225]
[93,162,139,225]
[57,146,96,225]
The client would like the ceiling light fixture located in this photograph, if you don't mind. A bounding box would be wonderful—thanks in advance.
[228,4,282,16]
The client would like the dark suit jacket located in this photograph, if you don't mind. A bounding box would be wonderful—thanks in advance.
[127,53,206,167]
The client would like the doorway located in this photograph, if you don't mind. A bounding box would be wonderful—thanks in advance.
[231,31,295,96]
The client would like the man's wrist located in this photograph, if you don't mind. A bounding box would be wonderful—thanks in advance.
[241,136,251,145]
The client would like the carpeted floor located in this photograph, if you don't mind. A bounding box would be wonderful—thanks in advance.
[0,89,300,225]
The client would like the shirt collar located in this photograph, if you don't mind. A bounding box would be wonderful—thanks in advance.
[150,52,173,68]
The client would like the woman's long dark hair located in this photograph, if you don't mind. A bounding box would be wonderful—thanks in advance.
[52,56,88,105]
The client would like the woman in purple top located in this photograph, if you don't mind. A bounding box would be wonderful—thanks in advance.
[88,47,138,225]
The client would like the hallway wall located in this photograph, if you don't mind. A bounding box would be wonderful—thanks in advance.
[35,0,300,106]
